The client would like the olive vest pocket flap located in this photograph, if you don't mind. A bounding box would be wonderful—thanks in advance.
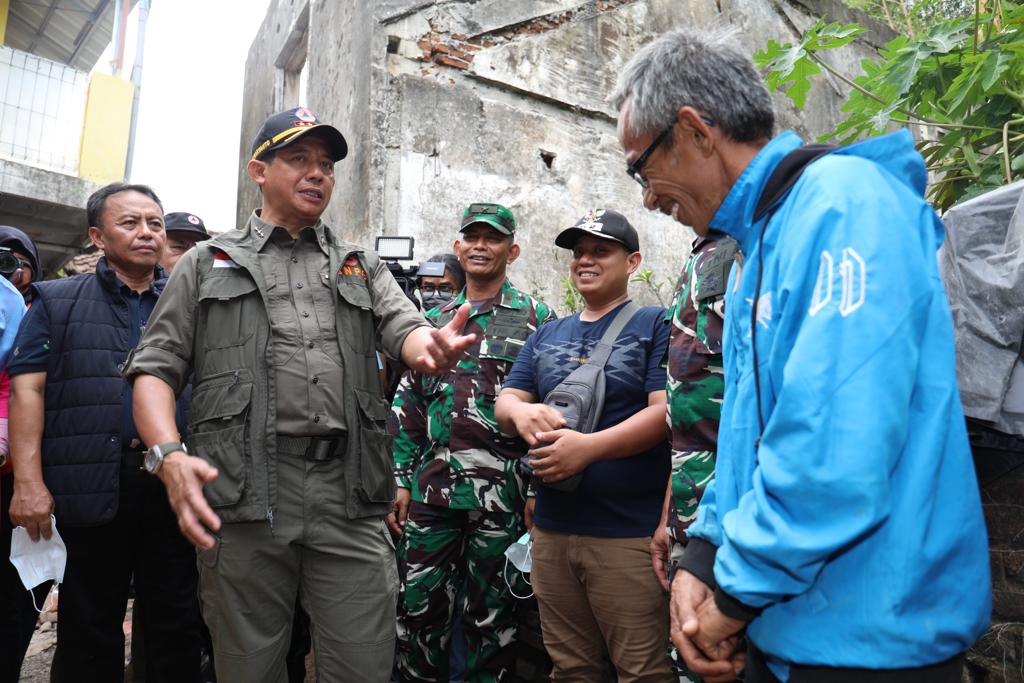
[354,387,389,423]
[337,280,373,310]
[198,274,258,301]
[191,377,254,424]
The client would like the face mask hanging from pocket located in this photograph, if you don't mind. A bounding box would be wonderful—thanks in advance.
[503,531,534,599]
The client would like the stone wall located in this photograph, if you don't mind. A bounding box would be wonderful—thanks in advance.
[237,0,890,309]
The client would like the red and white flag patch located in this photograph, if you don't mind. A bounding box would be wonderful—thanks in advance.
[213,251,240,269]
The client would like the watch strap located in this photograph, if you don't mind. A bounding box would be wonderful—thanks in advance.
[155,441,186,457]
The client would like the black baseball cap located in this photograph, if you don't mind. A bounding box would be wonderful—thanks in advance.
[164,212,211,241]
[250,107,348,162]
[555,209,640,252]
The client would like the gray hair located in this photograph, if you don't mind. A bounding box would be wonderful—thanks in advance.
[611,26,775,142]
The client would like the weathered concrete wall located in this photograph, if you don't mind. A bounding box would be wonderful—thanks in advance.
[0,159,97,271]
[238,0,890,310]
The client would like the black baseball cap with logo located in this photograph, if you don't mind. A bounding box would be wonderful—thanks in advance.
[164,212,211,241]
[555,209,640,252]
[250,107,348,162]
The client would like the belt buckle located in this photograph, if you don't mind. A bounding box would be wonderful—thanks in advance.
[306,437,339,462]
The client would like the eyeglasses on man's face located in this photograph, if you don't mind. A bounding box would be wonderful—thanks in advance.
[420,283,456,298]
[625,116,716,190]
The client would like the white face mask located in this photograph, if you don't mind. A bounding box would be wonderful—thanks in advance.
[9,515,66,612]
[503,531,533,599]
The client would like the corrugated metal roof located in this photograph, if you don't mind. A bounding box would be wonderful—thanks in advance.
[5,0,137,72]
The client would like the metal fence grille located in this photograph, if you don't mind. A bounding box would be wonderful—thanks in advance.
[0,46,89,175]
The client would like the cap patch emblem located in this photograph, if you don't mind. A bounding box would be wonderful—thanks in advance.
[295,107,317,123]
[187,215,200,225]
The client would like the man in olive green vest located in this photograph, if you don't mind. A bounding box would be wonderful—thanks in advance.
[125,107,475,682]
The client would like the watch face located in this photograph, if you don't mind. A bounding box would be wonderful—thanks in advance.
[144,448,161,473]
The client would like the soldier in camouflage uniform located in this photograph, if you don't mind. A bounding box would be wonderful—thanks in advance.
[388,203,555,683]
[655,234,730,683]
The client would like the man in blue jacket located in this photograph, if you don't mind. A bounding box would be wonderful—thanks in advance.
[611,27,991,683]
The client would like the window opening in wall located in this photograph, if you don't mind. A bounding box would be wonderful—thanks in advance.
[540,149,556,169]
[274,1,311,110]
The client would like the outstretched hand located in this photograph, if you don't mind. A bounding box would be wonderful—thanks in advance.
[411,304,476,375]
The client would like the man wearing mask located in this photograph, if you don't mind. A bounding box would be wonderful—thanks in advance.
[161,212,211,273]
[418,253,465,312]
[390,203,554,682]
[126,108,475,681]
[0,225,36,683]
[6,185,201,682]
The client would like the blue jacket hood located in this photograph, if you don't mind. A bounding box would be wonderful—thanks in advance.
[710,129,939,253]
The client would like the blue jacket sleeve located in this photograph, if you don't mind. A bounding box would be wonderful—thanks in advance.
[713,158,942,610]
[0,277,26,370]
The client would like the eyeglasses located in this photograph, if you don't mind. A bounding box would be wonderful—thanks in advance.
[626,125,673,190]
[420,284,456,298]
[625,116,716,189]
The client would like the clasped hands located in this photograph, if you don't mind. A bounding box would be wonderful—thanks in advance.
[671,570,748,682]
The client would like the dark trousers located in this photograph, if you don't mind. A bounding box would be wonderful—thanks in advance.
[50,463,202,683]
[746,643,965,683]
[0,474,50,683]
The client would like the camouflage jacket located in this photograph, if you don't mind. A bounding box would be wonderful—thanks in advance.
[663,235,728,541]
[392,280,555,512]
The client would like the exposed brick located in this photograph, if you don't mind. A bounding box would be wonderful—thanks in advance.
[432,43,451,54]
[466,36,483,46]
[417,40,431,50]
[452,33,467,40]
[447,48,473,62]
[460,42,482,52]
[435,55,469,69]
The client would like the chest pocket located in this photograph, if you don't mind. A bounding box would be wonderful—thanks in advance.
[199,274,259,349]
[480,308,530,363]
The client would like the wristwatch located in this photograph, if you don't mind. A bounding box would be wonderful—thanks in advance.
[145,441,187,474]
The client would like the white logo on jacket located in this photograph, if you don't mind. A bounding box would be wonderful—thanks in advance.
[808,247,866,318]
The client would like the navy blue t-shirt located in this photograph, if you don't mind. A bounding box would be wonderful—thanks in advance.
[503,301,670,538]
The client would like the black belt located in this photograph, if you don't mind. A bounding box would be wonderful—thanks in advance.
[276,434,347,462]
[122,447,147,470]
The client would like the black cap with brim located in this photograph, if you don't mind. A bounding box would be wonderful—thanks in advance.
[555,209,640,252]
[251,107,348,162]
[164,212,211,241]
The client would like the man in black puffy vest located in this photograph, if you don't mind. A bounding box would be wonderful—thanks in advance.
[7,183,202,682]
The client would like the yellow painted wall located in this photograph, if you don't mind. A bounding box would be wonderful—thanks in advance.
[77,74,134,185]
[0,0,9,44]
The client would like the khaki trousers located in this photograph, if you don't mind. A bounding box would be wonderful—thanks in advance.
[198,453,399,682]
[530,526,675,683]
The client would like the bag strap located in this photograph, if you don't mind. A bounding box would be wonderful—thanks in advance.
[587,301,640,369]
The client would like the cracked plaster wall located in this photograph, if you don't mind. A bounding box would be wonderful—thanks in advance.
[238,0,890,309]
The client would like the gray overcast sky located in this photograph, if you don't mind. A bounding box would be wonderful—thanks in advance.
[122,0,272,232]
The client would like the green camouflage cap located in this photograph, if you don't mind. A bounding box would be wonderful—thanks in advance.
[460,202,516,236]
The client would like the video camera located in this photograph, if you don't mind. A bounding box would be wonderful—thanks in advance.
[374,236,446,310]
[0,247,22,279]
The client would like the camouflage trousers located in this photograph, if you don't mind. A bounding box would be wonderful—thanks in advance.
[396,502,523,683]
